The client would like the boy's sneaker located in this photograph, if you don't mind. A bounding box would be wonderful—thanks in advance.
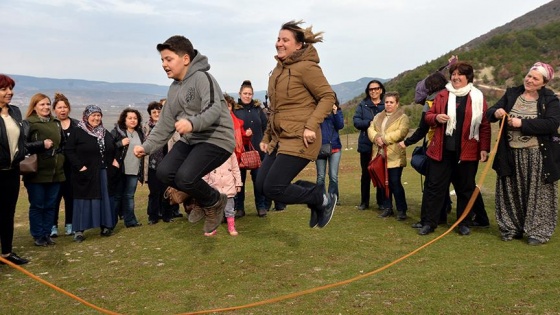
[203,194,226,233]
[65,224,73,235]
[50,225,58,238]
[317,193,337,228]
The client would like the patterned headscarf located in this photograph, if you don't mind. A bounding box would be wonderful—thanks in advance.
[530,62,555,82]
[78,105,106,140]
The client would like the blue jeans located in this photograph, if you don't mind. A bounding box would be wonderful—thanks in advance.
[113,174,139,226]
[25,182,61,239]
[384,167,407,212]
[315,150,341,198]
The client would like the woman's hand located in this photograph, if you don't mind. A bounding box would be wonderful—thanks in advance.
[175,118,193,135]
[121,137,130,146]
[259,142,268,152]
[303,128,316,148]
[436,114,450,124]
[508,117,522,128]
[494,108,507,119]
[245,128,253,137]
[112,159,120,168]
[375,136,384,147]
[43,139,53,149]
[79,166,87,172]
[480,151,488,162]
[398,141,406,149]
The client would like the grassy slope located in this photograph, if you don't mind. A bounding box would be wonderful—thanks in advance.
[2,132,560,315]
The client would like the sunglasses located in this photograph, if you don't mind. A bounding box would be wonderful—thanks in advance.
[368,87,381,92]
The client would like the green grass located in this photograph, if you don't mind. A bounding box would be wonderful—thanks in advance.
[2,132,560,315]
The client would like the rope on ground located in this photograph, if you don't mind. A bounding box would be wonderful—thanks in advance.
[3,117,506,315]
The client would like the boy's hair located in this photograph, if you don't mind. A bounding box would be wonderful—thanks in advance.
[157,35,195,61]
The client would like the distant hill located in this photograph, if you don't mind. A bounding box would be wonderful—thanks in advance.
[9,73,383,126]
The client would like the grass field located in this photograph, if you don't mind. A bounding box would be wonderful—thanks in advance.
[2,132,560,315]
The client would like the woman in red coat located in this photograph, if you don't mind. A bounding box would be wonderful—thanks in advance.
[418,62,491,236]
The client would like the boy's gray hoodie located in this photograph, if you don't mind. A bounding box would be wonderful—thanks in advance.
[142,50,234,155]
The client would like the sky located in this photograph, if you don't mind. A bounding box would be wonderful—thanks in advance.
[0,0,552,94]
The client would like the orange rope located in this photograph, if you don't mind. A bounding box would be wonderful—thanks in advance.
[177,117,508,315]
[0,256,121,314]
[3,118,506,315]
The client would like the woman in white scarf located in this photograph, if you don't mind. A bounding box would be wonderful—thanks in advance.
[417,62,491,237]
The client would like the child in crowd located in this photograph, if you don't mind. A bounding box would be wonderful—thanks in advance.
[201,152,242,236]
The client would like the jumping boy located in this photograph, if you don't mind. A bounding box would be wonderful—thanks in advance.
[133,35,234,233]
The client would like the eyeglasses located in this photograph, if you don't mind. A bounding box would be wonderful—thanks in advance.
[368,87,381,92]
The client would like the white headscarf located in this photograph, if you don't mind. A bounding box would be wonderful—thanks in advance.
[445,82,484,141]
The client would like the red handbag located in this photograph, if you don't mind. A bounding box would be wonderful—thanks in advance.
[239,143,262,170]
[367,146,389,198]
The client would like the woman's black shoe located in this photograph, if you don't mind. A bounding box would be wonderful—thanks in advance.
[126,222,142,228]
[1,253,29,265]
[418,225,434,235]
[411,222,423,228]
[356,203,369,210]
[378,209,394,218]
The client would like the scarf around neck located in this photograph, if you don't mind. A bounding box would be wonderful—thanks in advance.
[445,82,483,141]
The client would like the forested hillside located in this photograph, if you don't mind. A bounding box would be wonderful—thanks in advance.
[340,0,560,134]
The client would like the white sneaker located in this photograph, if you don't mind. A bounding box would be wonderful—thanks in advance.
[65,224,73,236]
[50,225,58,238]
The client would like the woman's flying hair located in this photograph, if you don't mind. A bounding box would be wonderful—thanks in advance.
[281,20,324,45]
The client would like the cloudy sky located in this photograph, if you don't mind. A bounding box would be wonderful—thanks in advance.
[1,0,551,94]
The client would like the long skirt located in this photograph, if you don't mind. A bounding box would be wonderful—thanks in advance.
[72,169,115,232]
[495,147,558,242]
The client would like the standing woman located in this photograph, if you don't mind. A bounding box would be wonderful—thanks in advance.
[233,80,269,217]
[65,105,119,242]
[51,92,79,237]
[419,62,491,236]
[256,20,337,228]
[142,101,173,224]
[0,74,29,264]
[111,108,144,228]
[487,62,560,245]
[316,95,344,203]
[352,80,386,210]
[23,93,66,246]
[367,92,410,220]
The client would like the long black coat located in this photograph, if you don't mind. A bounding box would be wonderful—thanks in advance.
[64,127,118,199]
[487,85,560,183]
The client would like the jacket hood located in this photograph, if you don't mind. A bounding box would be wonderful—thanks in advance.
[275,44,320,66]
[182,50,211,81]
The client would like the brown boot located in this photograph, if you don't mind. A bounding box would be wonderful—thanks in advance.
[203,194,227,233]
[188,204,205,223]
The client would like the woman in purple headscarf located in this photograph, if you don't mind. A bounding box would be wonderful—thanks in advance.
[487,62,560,245]
[64,105,119,242]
